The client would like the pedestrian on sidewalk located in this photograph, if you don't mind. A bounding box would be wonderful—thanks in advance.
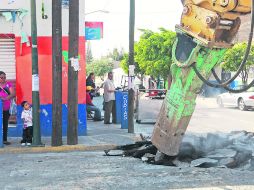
[86,86,103,121]
[86,72,100,99]
[21,101,33,146]
[0,71,16,145]
[103,72,116,124]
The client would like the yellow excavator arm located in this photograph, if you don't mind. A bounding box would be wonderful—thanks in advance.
[151,0,252,156]
[179,0,251,48]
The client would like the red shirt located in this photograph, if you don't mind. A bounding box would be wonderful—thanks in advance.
[86,92,93,106]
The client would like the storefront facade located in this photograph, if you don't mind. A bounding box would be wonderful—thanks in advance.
[0,0,87,136]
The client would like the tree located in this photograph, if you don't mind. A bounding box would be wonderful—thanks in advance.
[86,58,113,80]
[120,53,129,74]
[135,28,176,80]
[120,53,142,75]
[221,42,254,85]
[120,29,176,78]
[120,29,176,89]
[86,41,93,64]
[120,53,145,88]
[107,48,124,61]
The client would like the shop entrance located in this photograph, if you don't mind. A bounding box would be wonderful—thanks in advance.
[0,34,17,125]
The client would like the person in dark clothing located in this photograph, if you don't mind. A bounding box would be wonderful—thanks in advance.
[86,73,100,99]
[86,86,103,121]
[86,73,96,89]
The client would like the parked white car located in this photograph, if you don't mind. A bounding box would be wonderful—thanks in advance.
[216,86,254,111]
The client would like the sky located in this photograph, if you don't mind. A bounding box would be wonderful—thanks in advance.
[84,0,183,58]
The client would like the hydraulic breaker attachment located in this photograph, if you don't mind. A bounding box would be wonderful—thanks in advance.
[151,0,252,157]
[179,0,251,48]
[151,30,226,156]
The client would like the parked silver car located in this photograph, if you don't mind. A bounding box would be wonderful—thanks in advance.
[216,86,254,111]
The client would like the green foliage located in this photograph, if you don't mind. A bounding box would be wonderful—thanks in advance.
[107,48,124,61]
[120,53,129,74]
[222,42,254,84]
[86,58,113,79]
[86,41,93,64]
[120,53,142,75]
[136,28,176,79]
[120,28,176,79]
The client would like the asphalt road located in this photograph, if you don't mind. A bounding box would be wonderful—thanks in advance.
[188,98,254,134]
[1,151,254,190]
[136,96,254,135]
[1,97,253,189]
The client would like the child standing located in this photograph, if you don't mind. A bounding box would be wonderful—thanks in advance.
[21,101,33,146]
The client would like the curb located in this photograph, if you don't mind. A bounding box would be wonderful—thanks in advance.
[0,144,117,154]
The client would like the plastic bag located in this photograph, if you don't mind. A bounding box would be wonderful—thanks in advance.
[9,99,17,115]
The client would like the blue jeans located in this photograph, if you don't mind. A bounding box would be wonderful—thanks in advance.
[87,105,102,120]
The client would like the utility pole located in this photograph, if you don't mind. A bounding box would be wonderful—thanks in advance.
[52,0,62,146]
[128,0,135,133]
[67,0,79,145]
[31,0,42,146]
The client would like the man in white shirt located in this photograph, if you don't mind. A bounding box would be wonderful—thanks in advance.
[103,72,116,124]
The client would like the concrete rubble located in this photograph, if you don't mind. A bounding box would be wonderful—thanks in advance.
[106,130,254,171]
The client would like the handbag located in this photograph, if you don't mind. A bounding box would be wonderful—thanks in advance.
[0,85,16,115]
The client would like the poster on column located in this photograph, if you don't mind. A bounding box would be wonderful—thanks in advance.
[32,74,39,92]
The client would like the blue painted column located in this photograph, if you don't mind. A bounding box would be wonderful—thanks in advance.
[121,91,128,129]
[0,101,3,148]
[114,91,122,124]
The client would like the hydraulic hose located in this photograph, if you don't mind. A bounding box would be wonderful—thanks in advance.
[211,68,254,93]
[191,63,254,93]
[191,0,254,88]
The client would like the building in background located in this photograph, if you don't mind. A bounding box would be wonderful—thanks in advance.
[236,14,253,42]
[0,0,87,137]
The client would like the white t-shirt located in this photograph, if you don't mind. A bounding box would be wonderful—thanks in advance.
[103,78,115,102]
[21,108,33,128]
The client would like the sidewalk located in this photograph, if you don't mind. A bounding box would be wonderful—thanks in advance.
[0,121,154,154]
[0,95,155,154]
[3,96,251,154]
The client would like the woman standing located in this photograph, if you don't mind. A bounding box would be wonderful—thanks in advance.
[0,71,15,145]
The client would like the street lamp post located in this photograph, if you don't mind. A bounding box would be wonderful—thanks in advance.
[85,10,109,16]
[128,0,135,133]
[31,0,43,146]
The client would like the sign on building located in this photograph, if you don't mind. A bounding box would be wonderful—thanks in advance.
[85,22,103,40]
